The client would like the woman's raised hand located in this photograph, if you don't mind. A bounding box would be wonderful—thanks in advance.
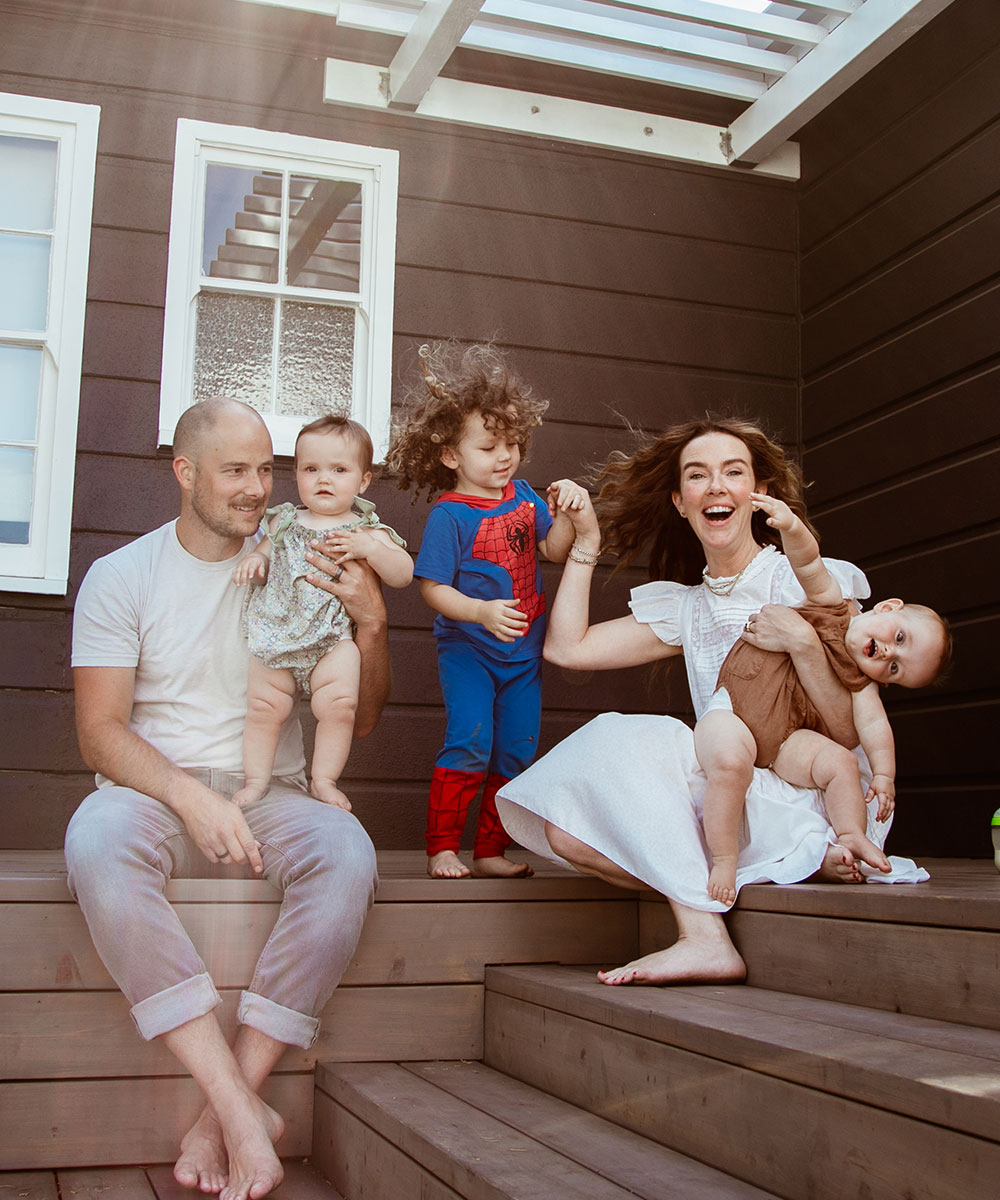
[741,603,813,653]
[548,481,599,540]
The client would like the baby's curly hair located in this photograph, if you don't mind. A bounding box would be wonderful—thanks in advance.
[386,342,548,500]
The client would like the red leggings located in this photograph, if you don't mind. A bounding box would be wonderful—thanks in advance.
[425,768,511,858]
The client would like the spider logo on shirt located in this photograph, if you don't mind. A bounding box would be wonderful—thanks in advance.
[506,520,530,556]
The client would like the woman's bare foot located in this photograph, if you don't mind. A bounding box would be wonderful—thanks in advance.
[837,831,891,874]
[218,1094,285,1200]
[597,934,746,987]
[175,1107,228,1193]
[707,855,737,906]
[471,855,534,878]
[814,842,862,883]
[311,780,351,811]
[428,850,470,878]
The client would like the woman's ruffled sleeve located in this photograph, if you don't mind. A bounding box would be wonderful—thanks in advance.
[770,555,872,606]
[628,580,688,646]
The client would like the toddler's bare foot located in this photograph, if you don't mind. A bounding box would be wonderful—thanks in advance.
[218,1094,285,1200]
[837,830,891,874]
[428,850,470,878]
[598,935,746,987]
[175,1106,228,1193]
[311,780,352,811]
[232,783,267,809]
[471,855,534,878]
[814,842,862,883]
[707,856,737,906]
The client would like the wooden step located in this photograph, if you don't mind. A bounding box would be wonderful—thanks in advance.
[640,858,1000,1029]
[312,1060,779,1199]
[483,963,1000,1200]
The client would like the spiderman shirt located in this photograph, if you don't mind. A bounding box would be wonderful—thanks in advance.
[414,478,554,661]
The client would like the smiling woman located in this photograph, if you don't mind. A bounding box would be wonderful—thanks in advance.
[495,416,923,988]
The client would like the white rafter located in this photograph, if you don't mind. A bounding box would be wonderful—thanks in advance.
[237,0,959,177]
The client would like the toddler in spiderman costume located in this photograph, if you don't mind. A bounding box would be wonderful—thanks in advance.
[388,343,587,878]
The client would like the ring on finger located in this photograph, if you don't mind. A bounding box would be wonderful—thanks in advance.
[744,618,754,633]
[332,565,344,582]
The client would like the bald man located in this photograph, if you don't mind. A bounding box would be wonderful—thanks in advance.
[65,399,385,1200]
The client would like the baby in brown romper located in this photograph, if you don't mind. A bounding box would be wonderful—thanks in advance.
[695,493,951,906]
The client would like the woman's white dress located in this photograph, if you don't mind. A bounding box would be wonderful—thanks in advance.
[497,546,925,912]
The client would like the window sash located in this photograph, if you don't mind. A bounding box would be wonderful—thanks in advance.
[159,120,398,460]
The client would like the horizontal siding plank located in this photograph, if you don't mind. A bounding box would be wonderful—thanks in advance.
[802,199,1000,374]
[803,368,998,505]
[0,611,72,690]
[0,1074,310,1170]
[802,283,1000,438]
[0,897,636,989]
[0,983,483,1080]
[802,122,1000,313]
[860,530,1000,617]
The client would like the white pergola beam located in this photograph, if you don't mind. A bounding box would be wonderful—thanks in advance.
[726,0,956,164]
[324,57,800,176]
[387,0,485,107]
[593,0,827,48]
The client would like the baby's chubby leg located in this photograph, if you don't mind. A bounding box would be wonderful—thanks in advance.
[308,640,361,811]
[694,710,757,906]
[773,731,890,874]
[235,658,297,808]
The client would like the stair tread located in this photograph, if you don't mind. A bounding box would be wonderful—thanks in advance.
[485,964,1000,1141]
[318,1060,777,1199]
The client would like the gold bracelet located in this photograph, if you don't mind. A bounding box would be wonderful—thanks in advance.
[568,542,600,566]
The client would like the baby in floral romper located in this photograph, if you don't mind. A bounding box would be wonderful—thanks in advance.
[233,414,412,810]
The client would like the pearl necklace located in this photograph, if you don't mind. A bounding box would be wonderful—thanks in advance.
[701,547,763,597]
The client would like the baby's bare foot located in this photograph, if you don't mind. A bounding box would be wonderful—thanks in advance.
[837,831,891,873]
[311,780,351,811]
[814,842,863,883]
[175,1106,228,1193]
[471,855,534,878]
[598,936,746,987]
[232,783,267,809]
[708,856,737,906]
[428,850,470,878]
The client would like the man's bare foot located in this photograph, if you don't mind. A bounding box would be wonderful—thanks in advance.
[471,855,534,878]
[428,850,470,878]
[232,783,267,809]
[837,831,891,874]
[814,842,862,883]
[597,934,746,987]
[218,1094,285,1200]
[175,1107,228,1193]
[311,780,351,811]
[707,855,737,906]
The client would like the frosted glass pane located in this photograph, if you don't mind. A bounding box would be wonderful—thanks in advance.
[193,292,274,413]
[277,302,354,419]
[203,164,280,283]
[0,345,42,441]
[0,446,34,545]
[0,233,50,330]
[0,135,57,230]
[287,176,361,293]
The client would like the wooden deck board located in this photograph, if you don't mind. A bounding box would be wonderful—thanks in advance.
[57,1166,157,1198]
[0,1172,58,1199]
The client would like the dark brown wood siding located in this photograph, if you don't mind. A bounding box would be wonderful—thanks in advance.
[0,0,779,850]
[798,0,1000,857]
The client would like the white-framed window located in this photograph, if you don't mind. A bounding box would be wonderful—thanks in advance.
[0,93,99,595]
[160,120,399,460]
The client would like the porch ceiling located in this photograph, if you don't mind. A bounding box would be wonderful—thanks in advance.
[239,0,956,179]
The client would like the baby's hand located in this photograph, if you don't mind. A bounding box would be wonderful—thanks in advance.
[865,774,896,821]
[233,552,269,587]
[750,493,798,534]
[478,598,529,642]
[547,479,588,515]
[327,526,377,564]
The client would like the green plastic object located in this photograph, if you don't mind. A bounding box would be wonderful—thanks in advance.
[993,809,1000,871]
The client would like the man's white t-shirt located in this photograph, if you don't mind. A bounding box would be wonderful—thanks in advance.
[72,521,305,785]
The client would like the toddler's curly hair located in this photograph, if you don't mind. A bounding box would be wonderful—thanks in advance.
[387,342,548,500]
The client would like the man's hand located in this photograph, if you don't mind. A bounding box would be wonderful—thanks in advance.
[305,540,387,624]
[865,774,896,822]
[174,781,265,873]
[478,598,529,642]
[232,552,269,587]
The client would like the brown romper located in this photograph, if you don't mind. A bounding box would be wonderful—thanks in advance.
[716,600,870,768]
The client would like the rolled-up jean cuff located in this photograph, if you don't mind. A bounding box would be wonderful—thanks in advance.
[130,972,221,1041]
[238,990,319,1050]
